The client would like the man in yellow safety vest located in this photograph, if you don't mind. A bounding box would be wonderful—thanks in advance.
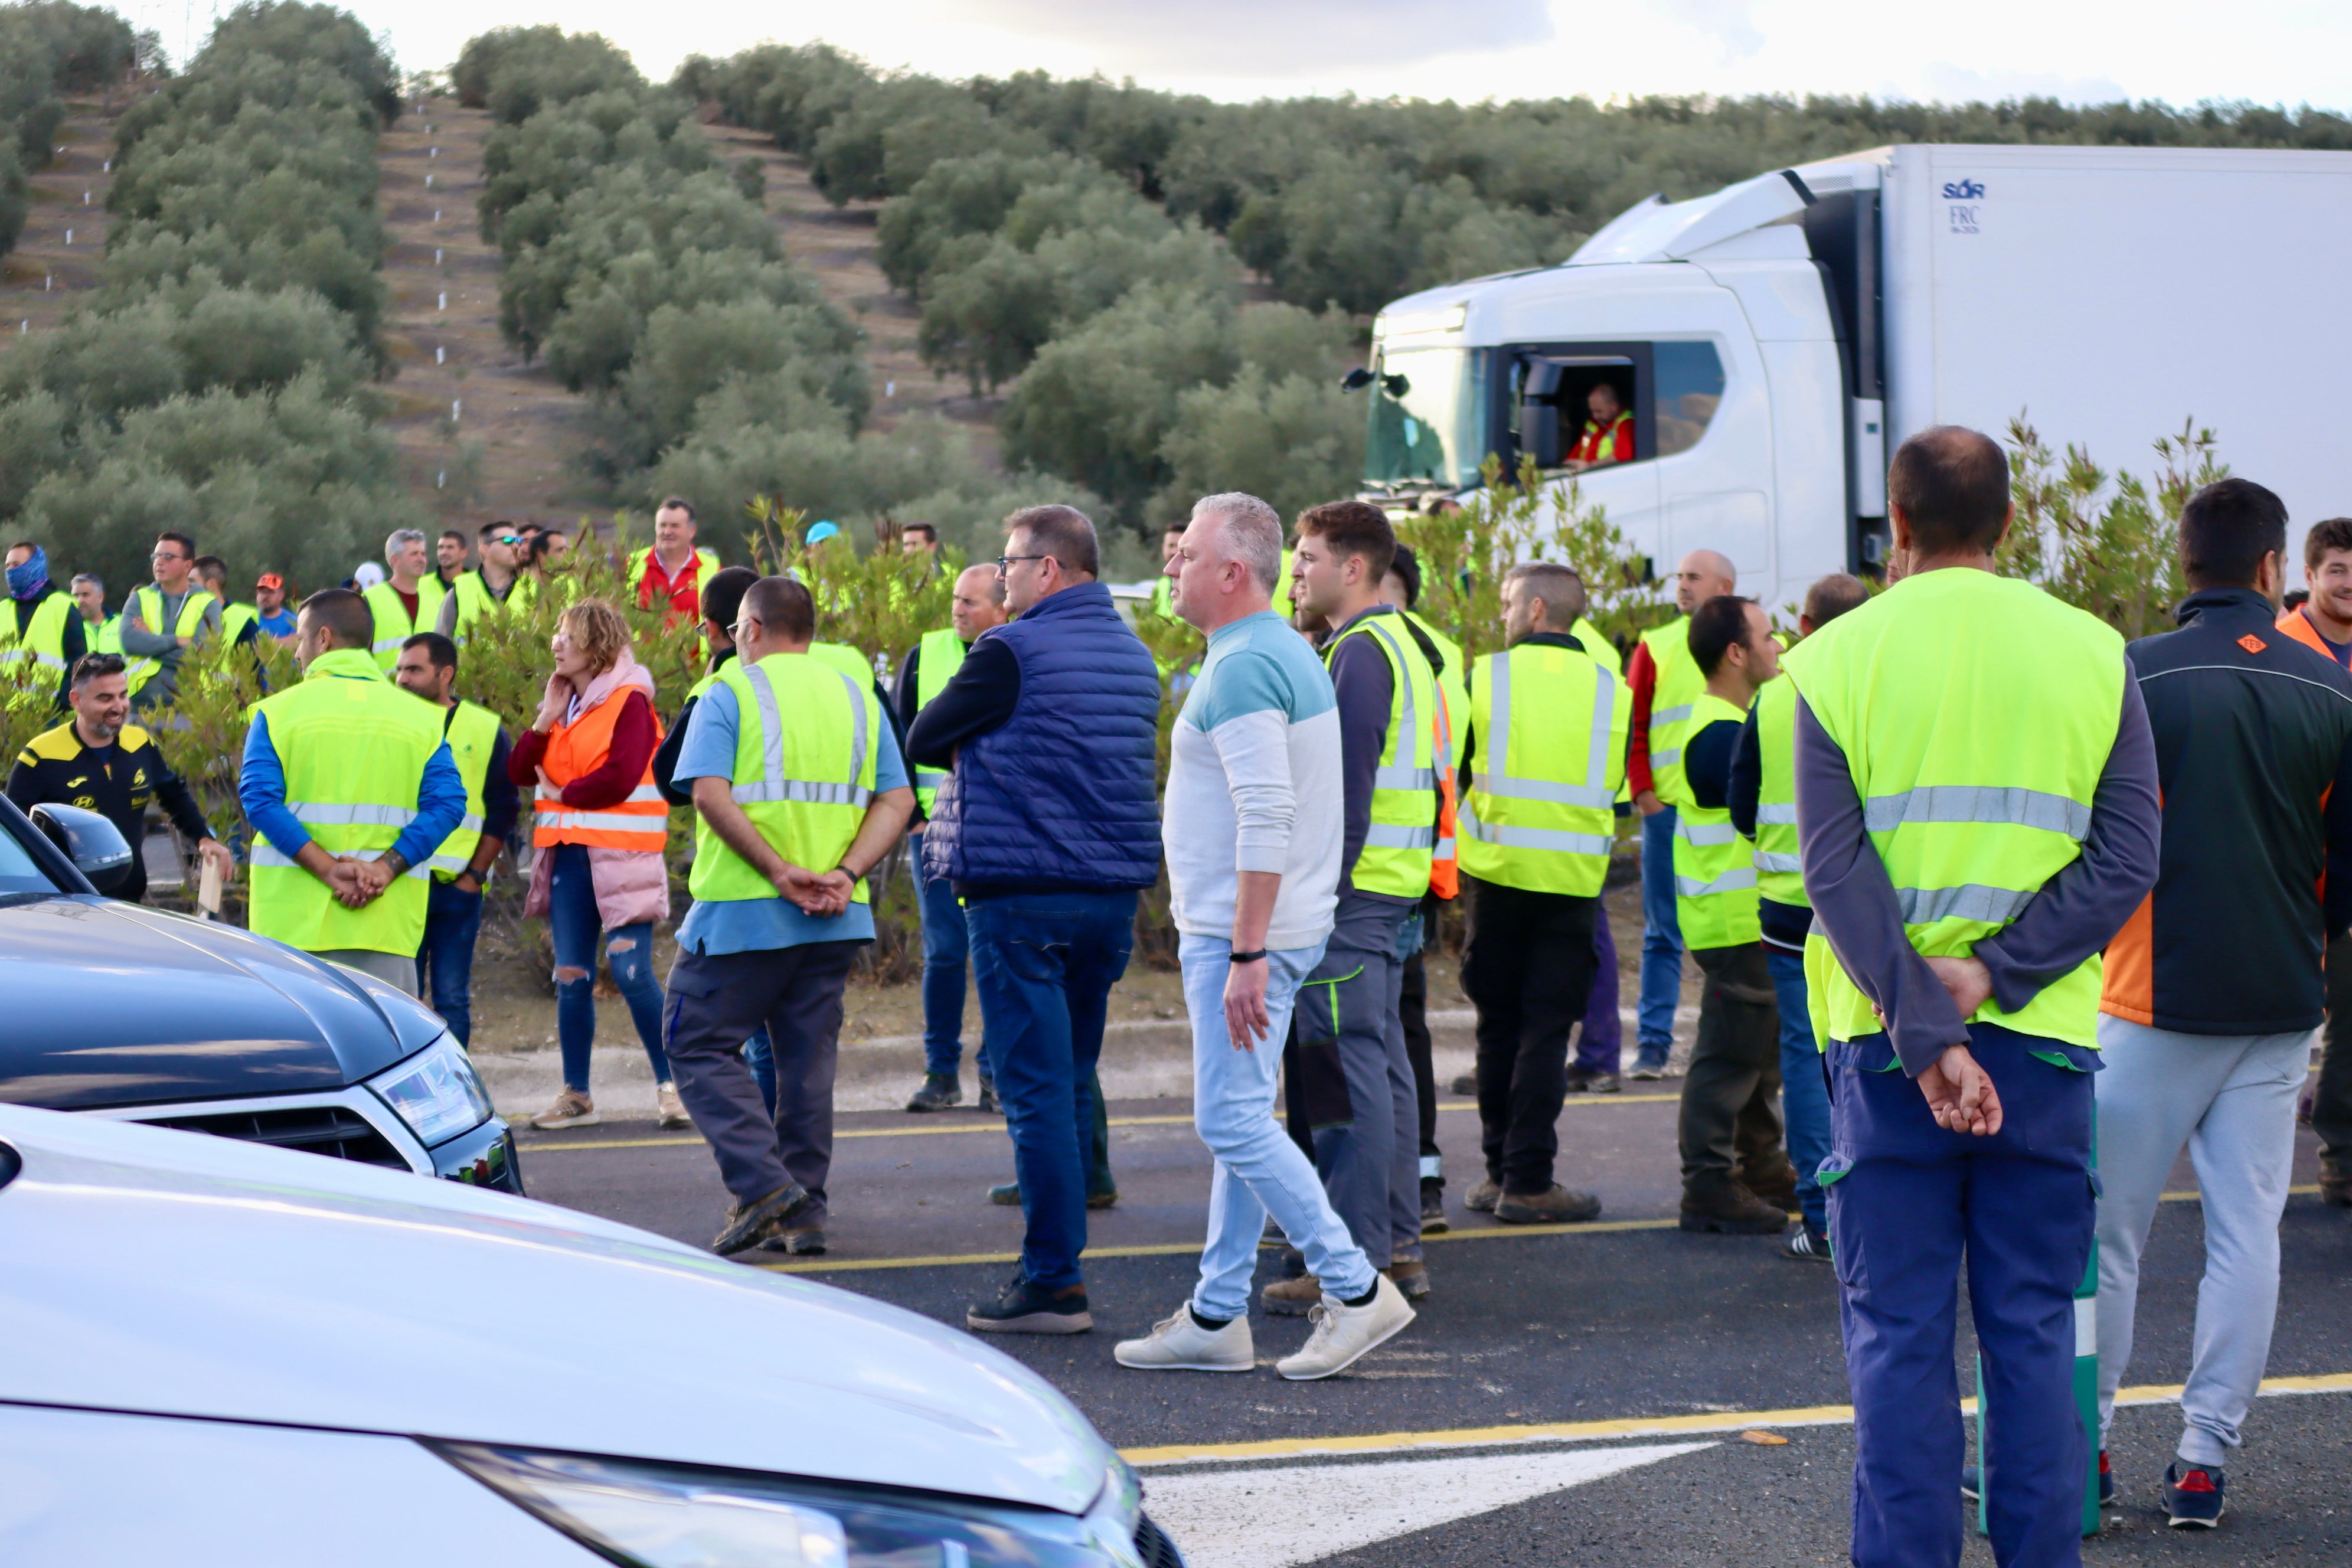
[667,574,916,1258]
[239,587,466,995]
[1670,592,1798,1236]
[392,631,520,1046]
[1792,427,2158,1563]
[896,562,1007,1114]
[122,531,221,711]
[362,529,446,671]
[630,496,721,622]
[1729,572,1870,1262]
[2,541,87,708]
[436,521,528,644]
[1456,561,1628,1227]
[1626,548,1736,1076]
[1284,499,1442,1308]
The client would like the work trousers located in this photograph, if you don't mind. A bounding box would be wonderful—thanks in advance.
[663,940,860,1221]
[1461,875,1600,1194]
[1679,942,1785,1188]
[1299,893,1423,1269]
[1182,933,1377,1321]
[2312,940,2352,1178]
[1829,1024,2097,1568]
[965,890,1136,1291]
[1401,900,1439,1181]
[1574,909,1623,1076]
[2093,1015,2308,1468]
[1765,943,1831,1233]
[1636,805,1684,1053]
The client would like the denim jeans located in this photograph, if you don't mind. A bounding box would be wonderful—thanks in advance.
[1765,943,1830,1233]
[1302,896,1426,1268]
[913,837,982,1080]
[415,876,483,1046]
[1182,932,1377,1322]
[1573,905,1623,1075]
[964,889,1137,1291]
[547,842,669,1092]
[1637,805,1685,1053]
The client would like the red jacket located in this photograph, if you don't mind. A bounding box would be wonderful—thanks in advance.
[1625,640,1659,797]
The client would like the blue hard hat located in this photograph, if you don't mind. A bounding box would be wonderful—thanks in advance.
[805,520,841,545]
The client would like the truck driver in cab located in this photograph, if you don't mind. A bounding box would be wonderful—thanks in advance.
[1567,381,1634,472]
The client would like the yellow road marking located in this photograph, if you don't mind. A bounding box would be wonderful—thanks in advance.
[519,1097,1680,1155]
[1117,1372,2352,1466]
[749,1185,2321,1275]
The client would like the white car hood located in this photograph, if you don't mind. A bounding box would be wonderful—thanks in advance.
[0,1106,1111,1514]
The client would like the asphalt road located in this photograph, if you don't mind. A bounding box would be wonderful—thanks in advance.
[517,1083,2352,1567]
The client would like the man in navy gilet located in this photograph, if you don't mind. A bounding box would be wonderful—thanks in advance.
[907,504,1163,1333]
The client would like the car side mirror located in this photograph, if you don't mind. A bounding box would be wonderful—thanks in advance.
[31,803,135,894]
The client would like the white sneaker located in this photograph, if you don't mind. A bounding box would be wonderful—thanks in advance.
[656,1082,691,1129]
[1114,1305,1255,1372]
[1275,1273,1414,1381]
[528,1088,599,1129]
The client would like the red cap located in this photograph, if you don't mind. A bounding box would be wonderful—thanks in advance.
[256,573,285,590]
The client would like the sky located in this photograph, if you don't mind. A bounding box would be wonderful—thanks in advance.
[134,1,2352,111]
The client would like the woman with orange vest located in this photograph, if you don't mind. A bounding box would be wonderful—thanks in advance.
[508,599,675,1131]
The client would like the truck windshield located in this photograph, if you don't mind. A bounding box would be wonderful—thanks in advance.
[1365,346,1487,491]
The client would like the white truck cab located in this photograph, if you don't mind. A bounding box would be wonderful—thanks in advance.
[1363,145,2352,606]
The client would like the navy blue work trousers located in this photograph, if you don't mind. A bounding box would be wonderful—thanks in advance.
[1827,1023,2097,1568]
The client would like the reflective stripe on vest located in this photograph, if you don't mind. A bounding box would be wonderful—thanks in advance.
[1456,640,1628,897]
[1752,669,1805,906]
[0,592,75,674]
[533,681,666,852]
[1792,569,2124,1049]
[690,653,881,905]
[123,587,217,694]
[1325,612,1440,895]
[246,648,441,954]
[1639,616,1706,806]
[426,700,501,876]
[362,582,434,669]
[1568,411,1631,465]
[1669,691,1760,949]
[911,626,966,814]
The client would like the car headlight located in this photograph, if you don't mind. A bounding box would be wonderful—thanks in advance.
[432,1444,1159,1568]
[365,1034,494,1148]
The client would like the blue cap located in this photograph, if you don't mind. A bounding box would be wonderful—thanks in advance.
[805,520,841,545]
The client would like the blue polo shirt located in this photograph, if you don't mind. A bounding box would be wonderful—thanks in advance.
[670,680,909,955]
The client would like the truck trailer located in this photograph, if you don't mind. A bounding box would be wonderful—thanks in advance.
[1358,143,2352,606]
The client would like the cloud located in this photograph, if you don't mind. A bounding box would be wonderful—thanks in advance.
[1649,0,1765,61]
[932,0,1556,74]
[1910,60,2133,104]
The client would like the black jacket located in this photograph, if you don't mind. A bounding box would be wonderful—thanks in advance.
[6,720,210,902]
[2111,587,2352,1034]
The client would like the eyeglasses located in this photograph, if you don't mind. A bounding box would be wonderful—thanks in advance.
[995,554,1049,573]
[491,535,520,545]
[151,550,187,562]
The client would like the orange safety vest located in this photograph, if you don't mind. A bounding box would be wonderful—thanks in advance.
[1569,411,1632,466]
[533,688,667,852]
[2277,605,2347,664]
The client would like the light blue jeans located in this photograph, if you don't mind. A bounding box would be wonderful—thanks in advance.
[1638,806,1685,1054]
[1181,932,1378,1322]
[1765,943,1831,1234]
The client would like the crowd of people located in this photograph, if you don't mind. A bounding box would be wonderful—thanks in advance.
[9,427,2352,1561]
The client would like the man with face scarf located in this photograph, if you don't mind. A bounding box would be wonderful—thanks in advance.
[2,543,88,709]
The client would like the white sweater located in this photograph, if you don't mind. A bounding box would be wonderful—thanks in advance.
[1163,610,1342,952]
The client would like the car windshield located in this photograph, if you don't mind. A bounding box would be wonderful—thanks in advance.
[1364,345,1488,491]
[0,811,66,896]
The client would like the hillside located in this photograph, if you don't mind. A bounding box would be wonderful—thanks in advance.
[375,95,600,524]
[1,95,113,340]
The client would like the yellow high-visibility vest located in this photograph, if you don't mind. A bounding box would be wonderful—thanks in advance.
[1456,639,1628,896]
[690,653,883,904]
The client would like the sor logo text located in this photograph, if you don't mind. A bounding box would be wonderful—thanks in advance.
[1941,179,1985,200]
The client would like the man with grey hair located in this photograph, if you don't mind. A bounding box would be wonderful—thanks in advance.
[364,528,445,672]
[1116,492,1414,1380]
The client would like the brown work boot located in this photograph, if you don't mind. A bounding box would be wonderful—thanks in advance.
[1260,1272,1323,1317]
[2320,1162,2352,1209]
[1383,1258,1432,1299]
[1738,1155,1801,1214]
[1495,1184,1603,1225]
[1464,1178,1501,1213]
[1680,1176,1791,1235]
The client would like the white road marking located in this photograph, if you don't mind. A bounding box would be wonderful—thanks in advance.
[1141,1442,1713,1568]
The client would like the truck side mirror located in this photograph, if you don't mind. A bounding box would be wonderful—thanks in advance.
[1340,368,1373,391]
[31,803,135,895]
[1518,360,1566,469]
